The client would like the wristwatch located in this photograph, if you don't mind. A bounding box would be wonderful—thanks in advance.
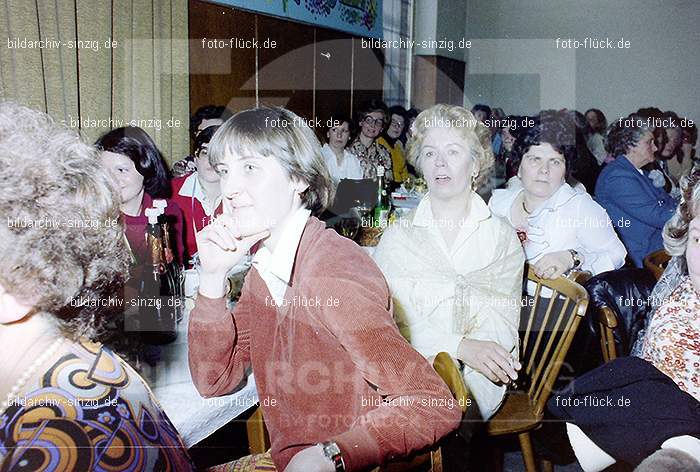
[318,441,345,472]
[569,249,582,269]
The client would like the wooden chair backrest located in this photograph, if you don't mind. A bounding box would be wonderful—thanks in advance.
[644,249,670,281]
[597,305,619,363]
[521,266,589,416]
[432,352,470,413]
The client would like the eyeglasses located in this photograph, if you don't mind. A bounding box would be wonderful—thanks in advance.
[363,117,385,127]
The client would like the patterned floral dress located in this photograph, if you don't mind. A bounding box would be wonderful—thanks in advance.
[0,340,193,471]
[348,137,393,181]
[640,276,700,401]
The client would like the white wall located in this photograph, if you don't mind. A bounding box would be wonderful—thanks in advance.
[463,0,699,126]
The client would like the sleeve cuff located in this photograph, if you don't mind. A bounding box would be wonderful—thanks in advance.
[331,427,381,472]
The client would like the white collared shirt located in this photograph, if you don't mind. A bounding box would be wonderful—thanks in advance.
[320,144,364,184]
[178,172,222,217]
[252,207,311,305]
[489,179,627,275]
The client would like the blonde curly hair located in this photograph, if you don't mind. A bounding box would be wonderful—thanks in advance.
[663,169,700,256]
[0,102,130,340]
[406,104,494,189]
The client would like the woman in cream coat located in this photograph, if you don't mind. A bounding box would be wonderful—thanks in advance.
[374,104,525,421]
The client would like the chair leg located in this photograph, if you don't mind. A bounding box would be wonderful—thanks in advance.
[518,432,538,472]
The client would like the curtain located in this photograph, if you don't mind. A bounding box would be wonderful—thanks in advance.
[0,0,189,164]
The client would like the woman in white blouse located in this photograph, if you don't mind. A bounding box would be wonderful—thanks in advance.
[490,111,627,279]
[374,104,525,421]
[320,113,363,185]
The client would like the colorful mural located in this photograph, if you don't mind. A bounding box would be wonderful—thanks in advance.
[215,0,382,38]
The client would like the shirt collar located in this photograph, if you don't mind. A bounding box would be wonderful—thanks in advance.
[252,207,311,285]
[412,191,491,228]
[178,172,222,214]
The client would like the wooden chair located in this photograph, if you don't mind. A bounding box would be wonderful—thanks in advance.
[245,352,471,472]
[246,405,270,455]
[597,305,619,362]
[643,249,670,280]
[486,266,589,472]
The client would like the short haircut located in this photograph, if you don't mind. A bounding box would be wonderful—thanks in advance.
[356,99,388,124]
[324,112,354,140]
[407,104,494,188]
[208,106,334,215]
[95,126,171,199]
[190,105,230,140]
[664,169,700,256]
[511,110,577,179]
[0,101,130,340]
[471,104,492,119]
[194,125,219,155]
[605,113,653,157]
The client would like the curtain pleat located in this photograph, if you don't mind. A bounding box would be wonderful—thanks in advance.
[0,0,189,165]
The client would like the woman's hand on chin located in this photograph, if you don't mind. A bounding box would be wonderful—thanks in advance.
[195,214,269,298]
[532,251,574,279]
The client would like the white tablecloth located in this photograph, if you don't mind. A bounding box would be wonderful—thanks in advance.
[148,299,259,448]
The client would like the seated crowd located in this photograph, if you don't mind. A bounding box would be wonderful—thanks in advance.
[1,97,698,472]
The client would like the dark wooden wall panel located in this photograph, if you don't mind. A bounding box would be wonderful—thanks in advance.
[315,29,353,131]
[352,39,384,122]
[257,14,314,120]
[189,0,385,141]
[189,1,256,115]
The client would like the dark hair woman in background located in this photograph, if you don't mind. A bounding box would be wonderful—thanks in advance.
[96,126,184,265]
[584,108,608,165]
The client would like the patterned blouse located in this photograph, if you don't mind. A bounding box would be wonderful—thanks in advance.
[640,276,700,401]
[0,340,193,471]
[348,136,393,181]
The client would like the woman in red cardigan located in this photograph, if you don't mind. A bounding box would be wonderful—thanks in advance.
[188,107,461,472]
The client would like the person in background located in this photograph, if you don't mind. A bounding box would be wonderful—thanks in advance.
[403,108,421,175]
[490,107,507,157]
[319,112,363,186]
[349,99,393,180]
[377,105,410,185]
[188,106,461,472]
[403,108,420,143]
[471,103,492,124]
[681,121,697,168]
[490,110,625,278]
[595,114,678,267]
[661,111,690,182]
[173,105,231,177]
[96,126,184,265]
[171,125,223,266]
[0,102,193,470]
[584,108,608,165]
[569,110,601,194]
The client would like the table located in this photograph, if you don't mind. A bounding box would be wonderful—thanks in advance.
[147,299,259,448]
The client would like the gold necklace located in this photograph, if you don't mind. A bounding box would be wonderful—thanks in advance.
[522,200,532,214]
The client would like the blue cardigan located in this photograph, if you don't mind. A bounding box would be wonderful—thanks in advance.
[595,156,677,267]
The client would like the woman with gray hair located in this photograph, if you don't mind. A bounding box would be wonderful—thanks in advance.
[0,102,193,470]
[595,114,678,266]
[374,104,525,421]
